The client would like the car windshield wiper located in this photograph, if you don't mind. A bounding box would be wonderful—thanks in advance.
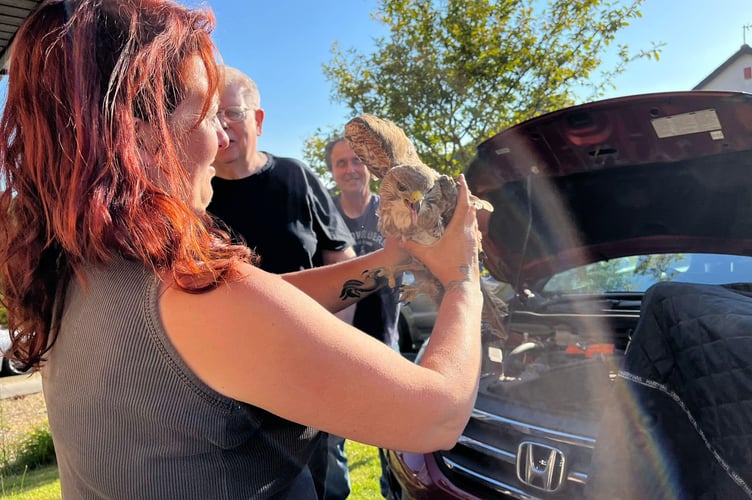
[520,292,643,312]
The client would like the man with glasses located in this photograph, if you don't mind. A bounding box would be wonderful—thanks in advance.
[208,66,355,275]
[208,67,356,499]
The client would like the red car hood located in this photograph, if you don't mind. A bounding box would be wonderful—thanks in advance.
[465,91,752,286]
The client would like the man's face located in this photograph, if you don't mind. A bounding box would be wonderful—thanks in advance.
[330,140,371,196]
[213,82,263,168]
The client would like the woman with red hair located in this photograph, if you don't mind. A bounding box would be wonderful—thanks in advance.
[0,1,483,498]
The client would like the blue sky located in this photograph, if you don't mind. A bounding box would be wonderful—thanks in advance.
[205,0,382,161]
[3,1,746,163]
[201,0,751,162]
[2,0,752,162]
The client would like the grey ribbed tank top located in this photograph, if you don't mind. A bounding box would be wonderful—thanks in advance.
[42,259,319,499]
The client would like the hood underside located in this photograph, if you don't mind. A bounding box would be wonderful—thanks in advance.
[465,91,752,285]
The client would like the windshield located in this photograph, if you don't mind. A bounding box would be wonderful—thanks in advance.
[542,253,752,294]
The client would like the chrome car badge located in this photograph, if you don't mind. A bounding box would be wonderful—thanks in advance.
[516,441,566,492]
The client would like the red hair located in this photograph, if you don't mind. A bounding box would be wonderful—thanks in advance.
[0,0,251,368]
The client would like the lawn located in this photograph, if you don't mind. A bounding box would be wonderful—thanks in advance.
[0,465,60,500]
[345,441,383,499]
[0,442,384,499]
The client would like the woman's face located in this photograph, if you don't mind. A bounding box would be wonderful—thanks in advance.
[169,56,229,213]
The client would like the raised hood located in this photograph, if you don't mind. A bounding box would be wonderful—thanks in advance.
[465,91,752,286]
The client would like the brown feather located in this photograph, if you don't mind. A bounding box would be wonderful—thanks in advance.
[344,114,422,179]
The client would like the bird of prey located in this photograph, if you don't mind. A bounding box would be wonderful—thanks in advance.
[344,113,493,305]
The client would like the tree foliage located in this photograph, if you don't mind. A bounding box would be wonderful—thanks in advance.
[545,254,685,294]
[304,0,661,178]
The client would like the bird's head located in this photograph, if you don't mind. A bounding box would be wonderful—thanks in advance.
[382,164,435,225]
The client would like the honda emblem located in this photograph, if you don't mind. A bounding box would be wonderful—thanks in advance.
[516,441,566,492]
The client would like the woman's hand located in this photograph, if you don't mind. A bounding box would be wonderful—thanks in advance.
[403,174,480,288]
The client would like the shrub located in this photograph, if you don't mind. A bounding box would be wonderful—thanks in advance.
[3,423,55,475]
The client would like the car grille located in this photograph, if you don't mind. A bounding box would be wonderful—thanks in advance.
[435,403,597,499]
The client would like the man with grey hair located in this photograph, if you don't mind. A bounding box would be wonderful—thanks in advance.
[207,70,356,499]
[208,66,355,274]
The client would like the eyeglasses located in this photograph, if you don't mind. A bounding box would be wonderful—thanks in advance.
[216,106,252,123]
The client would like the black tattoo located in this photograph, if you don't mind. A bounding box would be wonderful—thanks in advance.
[340,279,374,300]
[339,268,390,301]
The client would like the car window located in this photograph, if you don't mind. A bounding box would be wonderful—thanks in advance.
[542,253,752,294]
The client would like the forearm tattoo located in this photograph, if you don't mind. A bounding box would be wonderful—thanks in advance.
[445,264,473,294]
[459,264,471,278]
[339,269,390,301]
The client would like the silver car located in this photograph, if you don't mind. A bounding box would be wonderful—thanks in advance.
[0,328,29,376]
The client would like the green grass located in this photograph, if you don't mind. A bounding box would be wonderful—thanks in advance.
[0,465,60,499]
[346,440,383,499]
[0,442,383,499]
[0,416,60,499]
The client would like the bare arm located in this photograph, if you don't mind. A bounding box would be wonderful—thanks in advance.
[323,247,357,324]
[322,246,356,265]
[281,241,408,313]
[160,176,482,453]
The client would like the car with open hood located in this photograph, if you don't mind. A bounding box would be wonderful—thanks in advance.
[384,90,752,499]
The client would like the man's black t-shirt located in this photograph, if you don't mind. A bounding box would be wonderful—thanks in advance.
[208,153,354,274]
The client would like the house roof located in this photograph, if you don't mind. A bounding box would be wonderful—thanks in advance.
[693,44,752,90]
[0,0,43,74]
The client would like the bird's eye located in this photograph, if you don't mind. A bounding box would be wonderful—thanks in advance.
[396,183,407,192]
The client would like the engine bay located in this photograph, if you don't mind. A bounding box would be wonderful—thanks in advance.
[480,294,640,419]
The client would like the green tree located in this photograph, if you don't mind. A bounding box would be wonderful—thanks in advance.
[634,253,684,282]
[304,0,660,178]
[545,254,686,294]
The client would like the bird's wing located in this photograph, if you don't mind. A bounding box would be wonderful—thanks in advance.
[344,113,423,179]
[435,175,458,223]
[431,174,492,223]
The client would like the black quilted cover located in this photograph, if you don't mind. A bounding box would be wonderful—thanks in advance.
[586,282,752,500]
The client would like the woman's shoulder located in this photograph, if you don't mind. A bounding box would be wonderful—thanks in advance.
[161,261,279,309]
[160,262,290,346]
[216,261,291,309]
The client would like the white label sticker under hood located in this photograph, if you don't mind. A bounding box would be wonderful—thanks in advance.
[651,108,721,138]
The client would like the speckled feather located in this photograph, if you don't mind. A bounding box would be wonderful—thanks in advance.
[343,114,422,179]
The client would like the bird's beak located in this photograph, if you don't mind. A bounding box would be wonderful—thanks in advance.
[410,191,423,214]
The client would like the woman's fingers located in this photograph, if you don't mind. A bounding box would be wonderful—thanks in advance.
[401,174,480,286]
